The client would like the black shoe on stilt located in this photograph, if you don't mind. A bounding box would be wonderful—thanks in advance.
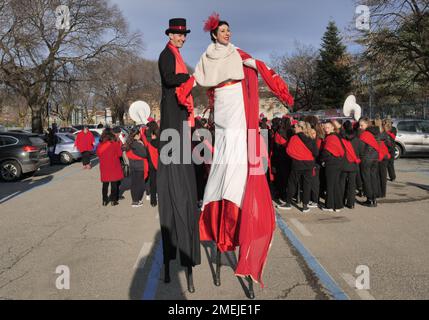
[247,277,255,300]
[214,250,221,287]
[186,267,195,293]
[164,263,171,284]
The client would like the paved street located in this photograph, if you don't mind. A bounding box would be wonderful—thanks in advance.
[0,158,428,300]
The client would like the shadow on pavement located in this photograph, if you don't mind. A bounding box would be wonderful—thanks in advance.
[129,231,187,300]
[201,241,254,299]
[0,175,54,204]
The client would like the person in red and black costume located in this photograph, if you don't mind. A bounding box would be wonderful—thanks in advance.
[340,121,363,209]
[359,118,380,207]
[124,128,148,208]
[271,117,292,204]
[141,121,159,207]
[375,119,391,198]
[320,121,346,212]
[283,121,319,213]
[158,18,200,293]
[96,129,124,207]
[383,120,397,182]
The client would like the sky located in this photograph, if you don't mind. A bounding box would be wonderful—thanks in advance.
[110,0,361,66]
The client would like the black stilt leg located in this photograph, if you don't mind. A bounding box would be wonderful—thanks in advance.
[164,262,171,283]
[248,276,255,300]
[214,249,221,287]
[186,266,195,293]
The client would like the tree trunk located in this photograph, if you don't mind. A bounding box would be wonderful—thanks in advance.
[31,106,44,133]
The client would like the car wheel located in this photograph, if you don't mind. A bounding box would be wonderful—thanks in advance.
[0,160,22,182]
[60,152,73,165]
[394,144,403,160]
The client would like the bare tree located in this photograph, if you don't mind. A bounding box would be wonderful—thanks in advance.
[272,43,319,110]
[0,0,142,133]
[356,0,429,85]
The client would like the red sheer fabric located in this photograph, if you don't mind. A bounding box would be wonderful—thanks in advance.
[235,49,276,288]
[200,200,241,252]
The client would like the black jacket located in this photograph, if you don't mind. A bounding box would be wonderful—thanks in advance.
[319,133,344,167]
[158,46,191,153]
[291,133,319,171]
[129,141,148,172]
[360,127,380,162]
[342,136,363,172]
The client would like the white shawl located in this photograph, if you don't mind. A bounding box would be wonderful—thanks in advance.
[194,42,244,88]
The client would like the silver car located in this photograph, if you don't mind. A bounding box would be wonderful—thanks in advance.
[392,119,429,159]
[52,133,82,164]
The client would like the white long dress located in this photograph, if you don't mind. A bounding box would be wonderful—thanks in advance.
[202,82,248,210]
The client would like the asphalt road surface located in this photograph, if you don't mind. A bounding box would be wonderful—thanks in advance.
[0,158,428,300]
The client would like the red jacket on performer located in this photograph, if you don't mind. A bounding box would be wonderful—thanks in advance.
[96,141,124,183]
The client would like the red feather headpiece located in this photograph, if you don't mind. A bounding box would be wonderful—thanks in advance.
[203,12,220,32]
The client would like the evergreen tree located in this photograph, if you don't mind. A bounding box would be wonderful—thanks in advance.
[315,21,353,109]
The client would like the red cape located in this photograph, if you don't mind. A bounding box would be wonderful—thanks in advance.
[286,135,314,161]
[323,134,345,158]
[342,139,361,164]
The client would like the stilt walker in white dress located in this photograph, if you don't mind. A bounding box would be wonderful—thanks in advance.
[190,13,295,299]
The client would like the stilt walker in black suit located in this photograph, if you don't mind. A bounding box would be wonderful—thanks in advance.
[157,18,200,293]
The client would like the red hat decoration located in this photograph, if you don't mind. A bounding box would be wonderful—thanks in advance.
[204,12,220,32]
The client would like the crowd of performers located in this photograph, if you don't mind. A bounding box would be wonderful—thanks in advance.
[91,14,398,299]
[264,115,397,212]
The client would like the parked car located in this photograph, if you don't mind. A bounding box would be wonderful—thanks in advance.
[51,133,82,165]
[58,127,78,134]
[0,132,49,181]
[392,119,429,159]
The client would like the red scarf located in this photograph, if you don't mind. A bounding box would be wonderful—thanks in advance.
[342,139,361,164]
[379,141,391,161]
[316,138,322,150]
[167,42,195,127]
[140,127,159,170]
[360,131,380,158]
[126,150,149,180]
[387,131,396,141]
[286,135,314,161]
[274,132,287,146]
[323,134,345,158]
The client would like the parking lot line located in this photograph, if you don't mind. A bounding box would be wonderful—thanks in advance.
[276,212,349,300]
[141,240,163,300]
[290,218,313,237]
[0,191,20,204]
[133,242,153,270]
[340,273,376,300]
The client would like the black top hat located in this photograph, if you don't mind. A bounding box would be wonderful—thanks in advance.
[165,18,191,35]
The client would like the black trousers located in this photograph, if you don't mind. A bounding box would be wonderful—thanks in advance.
[102,181,120,202]
[325,165,344,210]
[360,160,379,200]
[387,158,396,181]
[311,167,320,204]
[356,166,363,192]
[130,169,146,203]
[158,162,200,267]
[340,171,357,207]
[286,169,312,206]
[82,151,91,166]
[379,160,388,198]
